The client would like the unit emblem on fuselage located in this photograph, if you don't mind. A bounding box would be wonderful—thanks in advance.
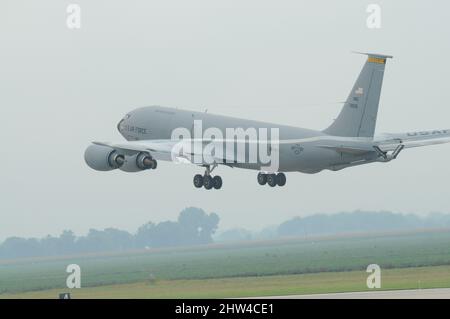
[291,144,304,155]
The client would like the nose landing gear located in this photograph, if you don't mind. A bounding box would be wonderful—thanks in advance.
[257,172,286,187]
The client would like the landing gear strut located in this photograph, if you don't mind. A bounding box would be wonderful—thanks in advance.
[258,172,286,187]
[193,164,223,190]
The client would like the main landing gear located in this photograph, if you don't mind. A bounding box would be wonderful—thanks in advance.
[193,164,223,190]
[257,172,286,187]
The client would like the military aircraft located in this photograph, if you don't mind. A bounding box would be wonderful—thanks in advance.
[85,53,450,190]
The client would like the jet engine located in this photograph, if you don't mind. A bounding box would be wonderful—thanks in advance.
[84,144,125,171]
[119,152,157,172]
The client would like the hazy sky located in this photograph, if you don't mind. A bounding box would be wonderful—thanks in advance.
[1,0,450,240]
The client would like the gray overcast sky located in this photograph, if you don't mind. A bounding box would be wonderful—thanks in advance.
[1,0,449,240]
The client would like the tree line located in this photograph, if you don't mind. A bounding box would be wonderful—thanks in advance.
[277,211,450,237]
[215,211,450,242]
[0,207,219,259]
[2,209,450,259]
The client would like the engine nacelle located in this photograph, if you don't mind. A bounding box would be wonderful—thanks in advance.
[119,152,156,172]
[84,144,124,171]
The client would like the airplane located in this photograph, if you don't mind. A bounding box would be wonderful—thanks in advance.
[85,53,450,190]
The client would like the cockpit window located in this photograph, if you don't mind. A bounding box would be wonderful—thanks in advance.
[117,114,131,131]
[117,119,124,131]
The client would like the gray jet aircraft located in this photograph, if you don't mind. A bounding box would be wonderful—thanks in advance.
[85,53,450,190]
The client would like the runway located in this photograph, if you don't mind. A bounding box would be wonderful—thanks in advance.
[256,288,450,299]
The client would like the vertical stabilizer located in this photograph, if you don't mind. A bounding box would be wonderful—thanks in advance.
[324,53,392,138]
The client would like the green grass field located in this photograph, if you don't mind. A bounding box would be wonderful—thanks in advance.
[3,265,450,299]
[1,230,450,298]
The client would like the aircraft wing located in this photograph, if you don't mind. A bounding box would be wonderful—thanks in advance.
[92,139,246,165]
[93,140,174,155]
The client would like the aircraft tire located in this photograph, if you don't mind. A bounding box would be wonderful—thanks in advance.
[213,176,222,189]
[193,174,204,188]
[276,173,286,186]
[203,175,214,190]
[267,174,277,187]
[257,173,267,185]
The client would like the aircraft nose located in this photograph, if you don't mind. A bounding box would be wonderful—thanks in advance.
[117,119,125,133]
[117,114,130,134]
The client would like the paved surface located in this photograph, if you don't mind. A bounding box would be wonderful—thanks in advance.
[254,288,450,299]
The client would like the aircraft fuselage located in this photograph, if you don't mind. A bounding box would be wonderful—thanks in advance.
[117,105,377,173]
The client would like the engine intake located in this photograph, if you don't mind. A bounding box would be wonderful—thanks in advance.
[84,144,124,171]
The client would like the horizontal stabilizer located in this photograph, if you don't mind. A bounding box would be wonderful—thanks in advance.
[375,129,450,151]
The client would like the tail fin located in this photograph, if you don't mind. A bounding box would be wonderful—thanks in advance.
[324,52,392,138]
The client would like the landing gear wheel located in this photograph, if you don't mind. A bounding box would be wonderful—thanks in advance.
[203,175,214,190]
[267,174,277,187]
[213,176,223,189]
[193,174,204,188]
[257,173,267,185]
[151,160,157,169]
[276,173,286,186]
